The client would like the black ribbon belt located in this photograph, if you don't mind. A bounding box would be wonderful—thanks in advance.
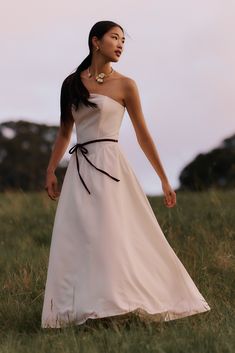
[68,138,120,195]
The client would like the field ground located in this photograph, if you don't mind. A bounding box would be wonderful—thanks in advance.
[0,189,234,353]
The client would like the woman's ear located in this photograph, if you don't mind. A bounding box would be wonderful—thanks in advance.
[91,36,99,51]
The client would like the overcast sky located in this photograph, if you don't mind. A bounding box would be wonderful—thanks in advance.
[1,0,235,195]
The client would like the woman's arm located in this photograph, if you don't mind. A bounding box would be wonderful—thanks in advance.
[45,118,74,200]
[123,78,176,207]
[45,76,75,200]
[46,122,74,174]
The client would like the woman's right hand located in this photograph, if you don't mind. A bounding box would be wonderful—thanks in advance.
[44,171,60,201]
[161,181,177,208]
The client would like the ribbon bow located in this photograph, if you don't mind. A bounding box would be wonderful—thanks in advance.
[68,139,120,195]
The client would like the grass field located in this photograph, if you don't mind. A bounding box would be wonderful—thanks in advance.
[0,189,234,353]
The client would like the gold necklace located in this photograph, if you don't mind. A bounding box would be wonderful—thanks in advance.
[87,66,114,84]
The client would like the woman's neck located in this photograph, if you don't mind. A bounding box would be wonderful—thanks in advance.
[89,60,112,76]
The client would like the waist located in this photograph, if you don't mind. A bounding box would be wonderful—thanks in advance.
[75,137,118,145]
[68,138,120,195]
[69,138,119,155]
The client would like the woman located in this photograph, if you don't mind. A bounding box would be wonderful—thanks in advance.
[42,20,210,328]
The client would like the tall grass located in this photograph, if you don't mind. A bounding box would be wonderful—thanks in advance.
[0,189,234,353]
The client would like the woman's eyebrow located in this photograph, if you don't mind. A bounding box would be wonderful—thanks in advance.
[111,32,125,40]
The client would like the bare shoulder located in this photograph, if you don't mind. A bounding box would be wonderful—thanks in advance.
[119,75,141,107]
[113,71,139,99]
[122,76,137,90]
[121,75,139,100]
[115,74,147,141]
[114,71,137,88]
[118,74,145,126]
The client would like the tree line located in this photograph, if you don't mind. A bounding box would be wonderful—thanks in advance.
[0,120,234,192]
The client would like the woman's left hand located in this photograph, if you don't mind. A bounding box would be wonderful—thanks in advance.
[161,181,177,208]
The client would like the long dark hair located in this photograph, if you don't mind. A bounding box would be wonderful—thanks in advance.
[60,20,125,130]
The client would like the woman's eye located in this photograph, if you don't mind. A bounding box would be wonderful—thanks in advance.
[112,36,124,44]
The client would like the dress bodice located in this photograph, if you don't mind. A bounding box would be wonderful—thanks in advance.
[71,94,126,144]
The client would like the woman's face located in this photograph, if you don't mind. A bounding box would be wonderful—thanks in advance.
[94,26,125,62]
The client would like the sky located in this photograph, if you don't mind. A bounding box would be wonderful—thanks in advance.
[1,0,235,195]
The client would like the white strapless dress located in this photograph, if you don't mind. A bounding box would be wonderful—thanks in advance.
[41,93,211,328]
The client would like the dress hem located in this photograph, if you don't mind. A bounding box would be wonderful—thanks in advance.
[41,301,211,329]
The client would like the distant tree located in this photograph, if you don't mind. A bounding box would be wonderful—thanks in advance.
[178,133,235,191]
[0,120,68,191]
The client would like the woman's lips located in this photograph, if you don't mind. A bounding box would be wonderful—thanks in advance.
[115,51,121,57]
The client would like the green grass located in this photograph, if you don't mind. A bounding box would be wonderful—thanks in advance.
[0,189,234,353]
